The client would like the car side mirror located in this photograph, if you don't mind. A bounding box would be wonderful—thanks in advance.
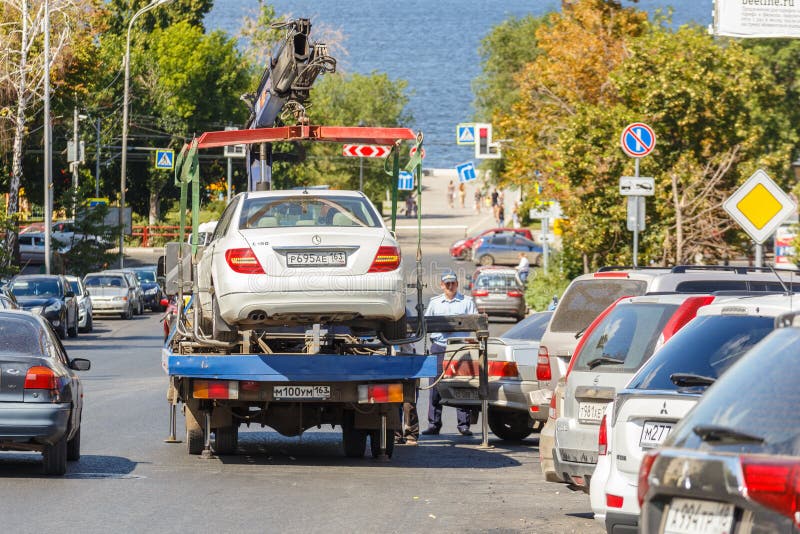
[69,358,91,371]
[65,290,75,298]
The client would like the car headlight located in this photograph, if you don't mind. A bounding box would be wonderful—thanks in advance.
[44,301,62,312]
[112,296,128,302]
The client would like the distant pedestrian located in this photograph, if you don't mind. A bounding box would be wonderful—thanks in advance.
[497,204,505,227]
[516,252,530,284]
[421,271,477,437]
[447,180,455,209]
[473,189,482,213]
[498,190,505,206]
[511,201,520,229]
[458,182,466,208]
[491,189,499,207]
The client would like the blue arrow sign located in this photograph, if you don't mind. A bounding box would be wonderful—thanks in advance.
[456,161,477,183]
[398,171,414,191]
[155,149,175,170]
[620,123,655,158]
[456,123,476,146]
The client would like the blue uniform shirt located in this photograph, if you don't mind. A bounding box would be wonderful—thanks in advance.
[424,291,478,346]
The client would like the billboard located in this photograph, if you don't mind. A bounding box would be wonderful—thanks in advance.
[714,0,800,38]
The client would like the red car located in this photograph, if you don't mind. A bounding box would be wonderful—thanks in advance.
[449,228,533,260]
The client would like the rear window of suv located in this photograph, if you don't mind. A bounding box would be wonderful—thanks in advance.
[550,279,647,333]
[573,302,678,373]
[474,273,520,290]
[628,315,774,391]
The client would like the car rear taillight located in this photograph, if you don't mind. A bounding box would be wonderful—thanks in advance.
[24,366,58,390]
[536,346,552,381]
[444,360,478,377]
[638,451,659,506]
[489,361,519,378]
[606,494,624,508]
[593,272,629,278]
[225,248,265,274]
[660,295,715,343]
[506,290,524,297]
[368,245,401,273]
[471,290,489,297]
[598,414,608,455]
[741,455,800,528]
[548,393,557,420]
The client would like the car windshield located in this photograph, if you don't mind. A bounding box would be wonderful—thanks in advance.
[549,279,648,333]
[68,280,80,294]
[666,327,800,456]
[135,270,156,283]
[0,316,44,356]
[573,302,679,373]
[474,273,520,290]
[85,275,125,288]
[11,278,60,298]
[503,311,553,341]
[628,315,775,391]
[238,195,381,229]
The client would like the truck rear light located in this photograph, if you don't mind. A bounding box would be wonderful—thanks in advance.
[638,451,659,506]
[471,290,489,297]
[660,295,715,343]
[741,455,800,528]
[225,248,265,274]
[506,290,524,297]
[606,494,624,508]
[193,380,239,400]
[536,346,551,381]
[489,361,519,378]
[24,366,58,391]
[368,245,401,273]
[598,414,608,455]
[358,383,403,403]
[548,393,557,419]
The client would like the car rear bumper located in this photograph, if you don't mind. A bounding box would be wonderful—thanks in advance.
[605,512,638,533]
[475,303,525,317]
[437,378,547,421]
[554,417,601,484]
[91,300,128,314]
[539,419,563,482]
[0,403,71,447]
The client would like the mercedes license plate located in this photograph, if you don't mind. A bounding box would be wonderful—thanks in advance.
[639,421,674,448]
[286,251,346,267]
[578,401,606,424]
[663,498,734,534]
[273,385,331,400]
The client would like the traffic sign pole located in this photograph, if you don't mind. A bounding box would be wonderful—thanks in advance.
[633,158,640,268]
[542,216,550,274]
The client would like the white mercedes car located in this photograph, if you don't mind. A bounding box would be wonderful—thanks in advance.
[196,190,406,341]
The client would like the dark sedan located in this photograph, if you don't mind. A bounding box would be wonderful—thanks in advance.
[639,312,800,534]
[131,266,165,312]
[0,311,90,475]
[10,275,79,339]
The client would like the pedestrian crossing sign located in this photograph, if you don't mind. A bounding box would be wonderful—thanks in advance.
[398,171,415,191]
[155,149,175,170]
[456,123,476,146]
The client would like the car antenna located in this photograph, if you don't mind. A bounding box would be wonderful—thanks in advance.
[768,265,791,296]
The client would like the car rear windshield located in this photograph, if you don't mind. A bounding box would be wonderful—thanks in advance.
[0,317,45,356]
[628,315,774,391]
[239,195,381,229]
[573,302,678,373]
[667,327,800,456]
[11,278,61,298]
[84,275,125,288]
[549,279,648,333]
[503,312,553,341]
[474,273,520,290]
[134,270,156,283]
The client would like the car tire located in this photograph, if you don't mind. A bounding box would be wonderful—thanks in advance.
[530,253,542,267]
[479,254,495,266]
[58,319,68,340]
[212,296,238,343]
[458,249,469,260]
[380,313,407,341]
[42,435,68,475]
[213,425,238,455]
[67,426,81,461]
[341,411,367,458]
[369,427,395,459]
[86,313,93,333]
[122,304,133,320]
[185,404,204,455]
[68,315,78,338]
[487,407,533,441]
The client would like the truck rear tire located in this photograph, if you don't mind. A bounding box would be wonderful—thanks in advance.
[369,428,395,459]
[214,425,238,455]
[341,411,367,458]
[487,407,532,441]
[185,405,204,455]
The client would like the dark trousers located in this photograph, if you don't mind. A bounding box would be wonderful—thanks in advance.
[428,342,472,431]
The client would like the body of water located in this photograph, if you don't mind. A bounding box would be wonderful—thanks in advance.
[204,1,713,168]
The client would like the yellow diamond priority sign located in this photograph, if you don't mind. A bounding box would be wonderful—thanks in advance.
[723,169,796,244]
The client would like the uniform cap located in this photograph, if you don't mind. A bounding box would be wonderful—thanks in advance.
[441,271,457,283]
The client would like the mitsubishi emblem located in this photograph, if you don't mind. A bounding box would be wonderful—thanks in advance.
[660,402,668,415]
[312,235,322,245]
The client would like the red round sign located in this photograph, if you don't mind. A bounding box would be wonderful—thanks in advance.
[409,146,425,159]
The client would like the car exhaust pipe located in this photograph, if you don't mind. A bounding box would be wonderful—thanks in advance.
[248,310,267,321]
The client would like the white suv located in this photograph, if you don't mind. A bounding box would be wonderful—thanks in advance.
[592,293,800,531]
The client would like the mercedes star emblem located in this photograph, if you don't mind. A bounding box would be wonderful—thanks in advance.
[312,235,322,245]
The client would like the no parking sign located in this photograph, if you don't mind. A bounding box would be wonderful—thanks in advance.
[620,123,655,158]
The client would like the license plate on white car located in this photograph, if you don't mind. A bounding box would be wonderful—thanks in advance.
[452,388,479,400]
[273,385,331,400]
[663,498,734,534]
[286,251,346,267]
[578,402,606,423]
[640,421,674,448]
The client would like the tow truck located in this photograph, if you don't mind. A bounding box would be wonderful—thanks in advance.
[158,19,492,460]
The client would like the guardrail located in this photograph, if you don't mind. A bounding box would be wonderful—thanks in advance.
[132,225,190,247]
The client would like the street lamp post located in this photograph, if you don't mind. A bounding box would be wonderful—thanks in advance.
[120,0,171,268]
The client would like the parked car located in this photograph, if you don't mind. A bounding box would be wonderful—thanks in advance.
[468,266,527,320]
[471,233,542,266]
[639,311,800,533]
[65,275,93,333]
[196,190,405,341]
[0,287,19,309]
[83,272,136,319]
[593,293,798,531]
[103,269,144,315]
[9,275,79,339]
[450,228,533,260]
[437,311,553,441]
[552,293,714,491]
[130,266,165,312]
[18,232,71,264]
[0,310,90,474]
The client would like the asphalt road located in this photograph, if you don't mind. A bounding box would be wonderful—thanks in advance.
[0,179,602,533]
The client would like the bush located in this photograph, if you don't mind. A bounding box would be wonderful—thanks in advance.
[525,264,571,312]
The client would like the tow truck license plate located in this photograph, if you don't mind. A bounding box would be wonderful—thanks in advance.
[287,252,346,267]
[640,421,674,448]
[663,498,733,534]
[578,402,606,424]
[273,385,330,400]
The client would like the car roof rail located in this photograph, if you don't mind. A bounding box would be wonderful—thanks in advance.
[597,265,667,272]
[670,265,799,275]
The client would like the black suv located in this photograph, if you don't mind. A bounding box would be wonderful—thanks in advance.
[9,275,79,339]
